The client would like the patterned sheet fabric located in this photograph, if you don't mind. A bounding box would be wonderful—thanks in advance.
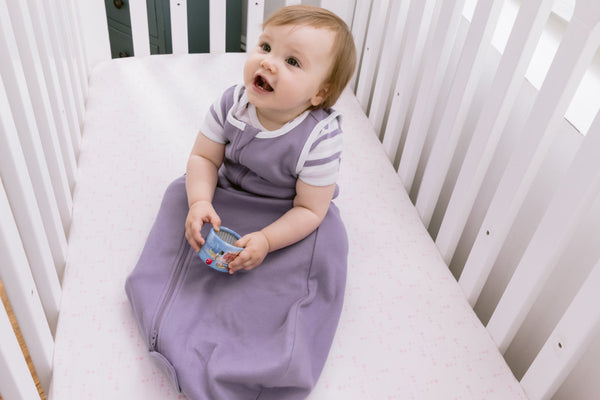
[50,54,526,400]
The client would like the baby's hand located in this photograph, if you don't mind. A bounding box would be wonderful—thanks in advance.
[185,200,221,252]
[228,231,270,274]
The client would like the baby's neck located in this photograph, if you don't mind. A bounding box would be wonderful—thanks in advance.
[255,106,308,131]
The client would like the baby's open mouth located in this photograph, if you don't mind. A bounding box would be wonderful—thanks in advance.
[254,75,273,92]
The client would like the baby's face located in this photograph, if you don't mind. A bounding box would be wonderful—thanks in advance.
[243,24,336,129]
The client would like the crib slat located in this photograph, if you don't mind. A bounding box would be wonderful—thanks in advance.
[28,0,79,161]
[520,258,600,400]
[486,108,600,353]
[0,80,62,332]
[433,0,554,262]
[396,0,465,197]
[65,0,89,99]
[348,0,371,91]
[209,0,226,53]
[25,0,78,191]
[367,0,409,135]
[52,0,85,130]
[320,0,355,29]
[170,0,189,54]
[1,3,71,271]
[39,0,82,156]
[246,0,264,52]
[381,0,436,162]
[355,0,389,111]
[405,0,503,196]
[0,297,40,400]
[0,178,54,394]
[57,0,86,121]
[129,0,151,57]
[4,0,72,262]
[458,2,600,306]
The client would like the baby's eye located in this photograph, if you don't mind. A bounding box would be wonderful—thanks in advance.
[260,43,271,52]
[286,58,299,67]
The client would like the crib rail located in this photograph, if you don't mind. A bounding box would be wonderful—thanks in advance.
[362,1,600,398]
[1,0,77,395]
[1,0,600,399]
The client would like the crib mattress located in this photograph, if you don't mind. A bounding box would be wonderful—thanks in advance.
[50,54,527,400]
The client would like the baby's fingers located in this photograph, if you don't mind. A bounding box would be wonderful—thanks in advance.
[185,220,204,252]
[208,212,222,232]
[192,221,205,247]
[227,232,269,274]
[228,250,256,274]
[233,234,251,248]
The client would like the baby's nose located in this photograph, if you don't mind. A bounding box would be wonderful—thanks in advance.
[260,58,277,73]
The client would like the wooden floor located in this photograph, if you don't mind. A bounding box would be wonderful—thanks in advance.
[0,279,46,400]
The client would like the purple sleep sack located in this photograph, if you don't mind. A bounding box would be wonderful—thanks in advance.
[125,86,349,400]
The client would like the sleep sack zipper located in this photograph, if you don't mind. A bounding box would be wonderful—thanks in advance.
[150,238,192,352]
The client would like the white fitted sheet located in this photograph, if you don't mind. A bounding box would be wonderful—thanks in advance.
[50,54,526,400]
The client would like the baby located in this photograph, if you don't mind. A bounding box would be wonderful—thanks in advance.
[128,5,358,399]
[185,5,357,274]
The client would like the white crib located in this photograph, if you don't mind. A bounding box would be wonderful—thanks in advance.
[1,0,600,399]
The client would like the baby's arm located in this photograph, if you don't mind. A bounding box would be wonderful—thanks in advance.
[185,132,225,252]
[228,179,336,273]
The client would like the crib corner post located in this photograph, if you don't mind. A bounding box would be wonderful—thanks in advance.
[73,0,111,73]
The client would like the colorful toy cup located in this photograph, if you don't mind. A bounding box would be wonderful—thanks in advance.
[198,227,244,272]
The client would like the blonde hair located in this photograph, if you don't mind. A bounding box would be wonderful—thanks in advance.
[263,5,357,109]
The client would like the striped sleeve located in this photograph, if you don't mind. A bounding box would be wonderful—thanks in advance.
[298,117,343,186]
[199,90,228,144]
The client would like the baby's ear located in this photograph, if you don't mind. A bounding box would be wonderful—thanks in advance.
[310,84,330,107]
